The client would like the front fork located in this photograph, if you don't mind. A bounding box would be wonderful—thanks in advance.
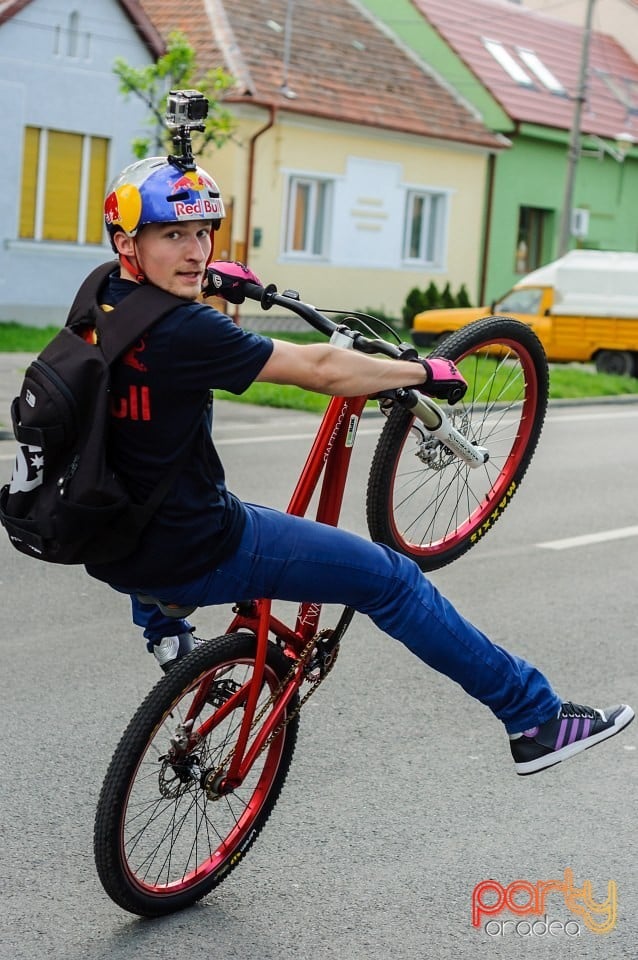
[330,328,489,470]
[401,391,489,469]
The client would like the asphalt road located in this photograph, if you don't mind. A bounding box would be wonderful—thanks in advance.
[0,358,637,959]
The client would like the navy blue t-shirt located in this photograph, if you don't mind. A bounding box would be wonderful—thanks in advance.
[85,273,273,589]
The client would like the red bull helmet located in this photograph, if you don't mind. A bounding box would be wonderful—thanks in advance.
[104,156,225,244]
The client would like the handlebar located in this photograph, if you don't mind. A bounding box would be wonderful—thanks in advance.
[242,281,406,361]
[241,278,484,465]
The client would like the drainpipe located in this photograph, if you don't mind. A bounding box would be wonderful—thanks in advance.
[235,104,277,321]
[479,152,496,305]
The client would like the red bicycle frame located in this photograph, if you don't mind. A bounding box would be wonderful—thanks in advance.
[184,393,369,789]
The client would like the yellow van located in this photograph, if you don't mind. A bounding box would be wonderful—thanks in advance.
[411,251,638,377]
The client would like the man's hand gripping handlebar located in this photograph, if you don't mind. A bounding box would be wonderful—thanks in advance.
[414,356,467,405]
[203,261,263,304]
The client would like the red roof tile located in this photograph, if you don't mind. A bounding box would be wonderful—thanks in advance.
[139,0,504,148]
[413,0,638,138]
[0,0,34,24]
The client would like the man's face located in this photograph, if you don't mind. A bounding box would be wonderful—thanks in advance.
[118,220,213,299]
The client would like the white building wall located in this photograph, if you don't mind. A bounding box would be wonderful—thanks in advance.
[0,0,156,324]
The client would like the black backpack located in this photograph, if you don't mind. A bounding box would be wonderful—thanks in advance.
[0,261,195,565]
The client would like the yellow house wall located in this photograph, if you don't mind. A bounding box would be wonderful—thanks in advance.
[203,111,491,319]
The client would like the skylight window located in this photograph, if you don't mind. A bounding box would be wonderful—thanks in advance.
[517,48,565,93]
[594,70,638,114]
[483,38,534,86]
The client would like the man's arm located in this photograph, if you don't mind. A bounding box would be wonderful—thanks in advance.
[254,339,427,397]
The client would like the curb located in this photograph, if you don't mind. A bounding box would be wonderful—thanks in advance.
[358,392,638,418]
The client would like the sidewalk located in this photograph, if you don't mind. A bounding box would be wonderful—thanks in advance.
[0,353,33,438]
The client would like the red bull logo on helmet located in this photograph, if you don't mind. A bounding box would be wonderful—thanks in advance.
[174,197,224,219]
[168,170,224,220]
[103,183,142,234]
[104,191,120,225]
[169,171,217,195]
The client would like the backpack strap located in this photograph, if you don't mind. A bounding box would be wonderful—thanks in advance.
[97,284,188,365]
[66,261,118,327]
[66,263,203,528]
[66,261,188,364]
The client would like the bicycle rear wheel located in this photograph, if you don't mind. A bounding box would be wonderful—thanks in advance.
[94,633,299,916]
[366,316,548,571]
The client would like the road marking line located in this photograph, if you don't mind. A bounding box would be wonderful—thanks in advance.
[215,427,380,446]
[538,526,638,550]
[0,427,382,457]
[548,410,638,423]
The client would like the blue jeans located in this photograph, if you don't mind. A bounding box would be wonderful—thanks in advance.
[122,503,560,734]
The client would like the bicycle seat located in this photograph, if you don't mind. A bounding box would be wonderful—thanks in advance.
[136,593,198,618]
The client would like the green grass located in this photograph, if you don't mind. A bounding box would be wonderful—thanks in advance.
[0,322,62,352]
[458,355,638,405]
[547,365,638,399]
[2,321,637,413]
[217,381,331,412]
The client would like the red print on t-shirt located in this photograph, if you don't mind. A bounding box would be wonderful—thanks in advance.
[123,338,148,372]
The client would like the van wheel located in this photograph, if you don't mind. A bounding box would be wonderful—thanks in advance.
[595,350,635,377]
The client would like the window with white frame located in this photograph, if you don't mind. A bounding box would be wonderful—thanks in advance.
[403,190,447,266]
[285,175,332,256]
[19,126,109,245]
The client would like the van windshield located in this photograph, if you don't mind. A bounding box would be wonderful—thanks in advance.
[495,288,543,314]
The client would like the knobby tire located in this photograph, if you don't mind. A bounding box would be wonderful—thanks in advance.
[94,633,299,916]
[366,316,549,570]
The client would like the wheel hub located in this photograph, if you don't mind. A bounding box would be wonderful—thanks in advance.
[158,754,203,799]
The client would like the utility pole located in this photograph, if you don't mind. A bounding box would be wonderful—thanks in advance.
[557,0,596,257]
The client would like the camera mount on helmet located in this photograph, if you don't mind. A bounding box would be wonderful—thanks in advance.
[165,89,209,173]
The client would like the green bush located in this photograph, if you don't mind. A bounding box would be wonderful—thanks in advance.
[456,283,472,308]
[402,287,428,328]
[441,282,455,309]
[423,282,440,311]
[401,281,474,327]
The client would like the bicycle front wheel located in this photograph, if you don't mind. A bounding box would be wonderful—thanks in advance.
[366,316,548,571]
[94,633,299,917]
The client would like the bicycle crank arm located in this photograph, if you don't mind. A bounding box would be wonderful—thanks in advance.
[408,393,489,468]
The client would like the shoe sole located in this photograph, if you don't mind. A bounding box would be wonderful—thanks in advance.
[514,705,635,775]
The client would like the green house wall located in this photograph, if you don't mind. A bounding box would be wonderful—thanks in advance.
[361,0,638,303]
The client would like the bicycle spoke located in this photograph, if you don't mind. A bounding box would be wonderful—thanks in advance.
[367,318,548,570]
[95,636,300,915]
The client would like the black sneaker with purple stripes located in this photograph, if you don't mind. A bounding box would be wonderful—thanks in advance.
[510,701,634,775]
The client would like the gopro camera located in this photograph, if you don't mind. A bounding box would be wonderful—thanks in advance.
[166,89,209,129]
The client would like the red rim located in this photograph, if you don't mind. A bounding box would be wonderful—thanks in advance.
[388,338,539,559]
[119,659,286,897]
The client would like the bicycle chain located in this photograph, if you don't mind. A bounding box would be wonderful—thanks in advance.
[259,635,339,755]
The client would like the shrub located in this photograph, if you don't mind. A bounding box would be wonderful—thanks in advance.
[423,282,441,310]
[441,282,455,309]
[402,287,428,328]
[401,281,474,327]
[456,283,472,307]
